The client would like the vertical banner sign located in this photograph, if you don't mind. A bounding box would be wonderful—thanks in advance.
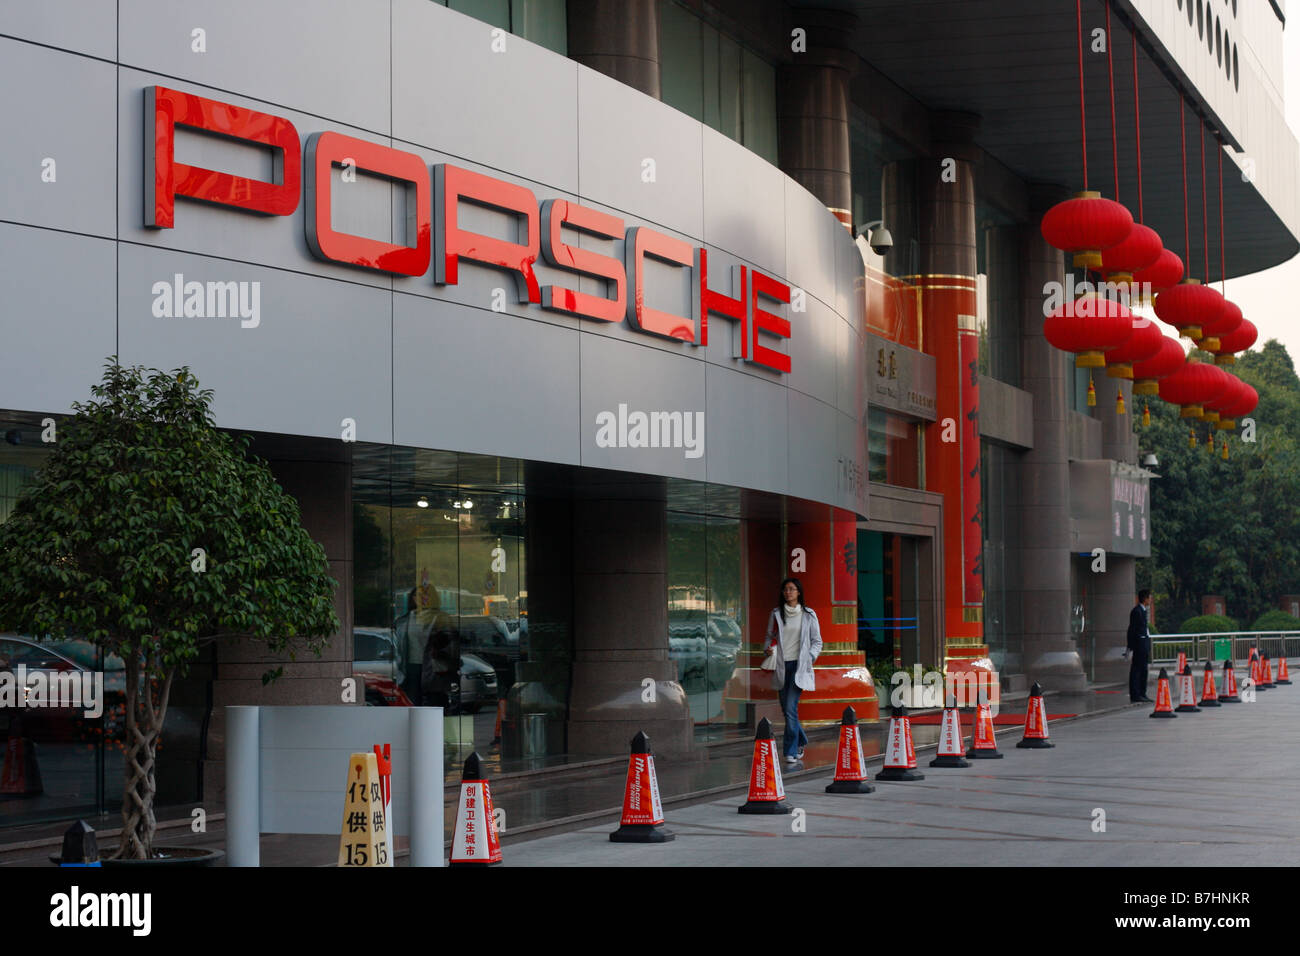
[338,752,390,867]
[831,515,858,616]
[620,755,666,825]
[958,316,983,609]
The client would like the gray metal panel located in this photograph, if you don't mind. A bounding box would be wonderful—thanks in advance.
[392,0,579,193]
[117,245,394,441]
[576,65,704,239]
[836,317,865,420]
[785,295,837,409]
[0,223,115,414]
[392,294,581,464]
[703,364,789,496]
[119,0,391,135]
[835,226,864,332]
[836,409,868,518]
[117,69,393,292]
[0,0,117,59]
[0,39,116,237]
[700,126,785,276]
[785,391,839,507]
[783,179,838,311]
[578,333,707,481]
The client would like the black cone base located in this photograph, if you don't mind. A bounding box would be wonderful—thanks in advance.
[1198,699,1222,707]
[929,754,970,768]
[1149,711,1177,718]
[738,799,792,814]
[1174,705,1201,712]
[825,779,875,794]
[1276,679,1292,685]
[965,748,1004,759]
[875,767,924,781]
[1016,738,1055,748]
[1218,695,1241,702]
[610,823,675,843]
[1257,685,1271,691]
[449,860,503,868]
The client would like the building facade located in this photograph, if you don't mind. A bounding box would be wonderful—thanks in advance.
[0,0,1296,829]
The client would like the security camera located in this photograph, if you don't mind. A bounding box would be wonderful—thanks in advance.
[869,226,894,256]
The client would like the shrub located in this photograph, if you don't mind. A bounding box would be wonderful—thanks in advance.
[1249,609,1300,632]
[1176,614,1239,634]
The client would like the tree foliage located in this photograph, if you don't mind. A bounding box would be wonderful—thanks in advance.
[0,362,339,858]
[1137,340,1300,628]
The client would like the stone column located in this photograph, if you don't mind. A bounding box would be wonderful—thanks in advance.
[776,10,857,229]
[1016,188,1088,692]
[203,437,354,801]
[1091,556,1137,683]
[566,0,661,99]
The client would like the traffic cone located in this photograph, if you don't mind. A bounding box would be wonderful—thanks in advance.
[1176,651,1187,675]
[825,707,875,794]
[1198,661,1221,707]
[875,704,924,781]
[610,731,674,842]
[738,718,790,814]
[1174,666,1201,712]
[1218,660,1241,703]
[449,752,503,866]
[1259,655,1275,689]
[1277,656,1292,685]
[929,700,970,768]
[965,702,1003,759]
[1150,668,1177,717]
[0,726,43,796]
[1016,682,1055,748]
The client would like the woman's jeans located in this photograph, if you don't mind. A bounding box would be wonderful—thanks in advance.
[779,662,809,758]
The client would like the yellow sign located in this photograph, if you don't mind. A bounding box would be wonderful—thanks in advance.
[337,752,391,868]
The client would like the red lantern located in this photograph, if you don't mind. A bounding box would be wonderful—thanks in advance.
[1157,359,1228,418]
[1098,223,1162,287]
[1131,248,1184,303]
[1153,279,1225,341]
[1102,314,1163,378]
[1216,381,1258,430]
[1213,318,1257,366]
[1132,336,1185,395]
[1199,299,1243,355]
[1199,366,1239,424]
[1044,293,1133,367]
[1041,192,1133,269]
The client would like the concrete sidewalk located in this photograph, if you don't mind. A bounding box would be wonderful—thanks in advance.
[503,684,1300,866]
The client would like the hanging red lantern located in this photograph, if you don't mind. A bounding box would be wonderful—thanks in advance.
[1102,314,1163,378]
[1153,279,1225,341]
[1041,192,1134,269]
[1132,336,1185,395]
[1131,248,1183,303]
[1215,381,1258,431]
[1198,299,1243,355]
[1199,366,1239,424]
[1157,358,1228,418]
[1211,315,1256,365]
[1044,292,1133,367]
[1097,222,1162,288]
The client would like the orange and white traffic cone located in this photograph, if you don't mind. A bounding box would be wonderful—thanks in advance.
[1218,660,1241,703]
[825,707,875,794]
[1259,655,1275,689]
[965,702,1003,759]
[1277,656,1292,685]
[1016,682,1055,749]
[930,698,970,768]
[875,704,924,781]
[1176,651,1187,676]
[610,731,674,842]
[738,718,790,814]
[449,752,502,866]
[1174,666,1201,713]
[1150,668,1177,718]
[1198,661,1221,707]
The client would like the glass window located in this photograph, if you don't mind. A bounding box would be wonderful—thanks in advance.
[741,49,778,164]
[976,206,1022,387]
[445,0,567,54]
[660,1,704,120]
[448,0,510,30]
[867,407,921,488]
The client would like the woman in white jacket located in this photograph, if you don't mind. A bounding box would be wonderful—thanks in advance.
[763,577,822,765]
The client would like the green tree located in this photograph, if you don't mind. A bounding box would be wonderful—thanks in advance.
[0,363,338,859]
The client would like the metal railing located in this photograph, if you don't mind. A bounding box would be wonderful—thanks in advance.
[1150,631,1300,664]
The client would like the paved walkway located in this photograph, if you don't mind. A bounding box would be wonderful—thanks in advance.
[503,683,1300,867]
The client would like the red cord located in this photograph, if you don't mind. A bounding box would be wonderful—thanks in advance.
[1077,0,1088,189]
[1200,115,1208,283]
[1218,144,1225,290]
[1106,1,1118,200]
[1132,29,1143,221]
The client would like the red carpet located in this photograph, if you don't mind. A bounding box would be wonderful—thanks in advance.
[906,712,1076,725]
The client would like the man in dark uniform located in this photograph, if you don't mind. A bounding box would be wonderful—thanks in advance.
[1127,589,1153,702]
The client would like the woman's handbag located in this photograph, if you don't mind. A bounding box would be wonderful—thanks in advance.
[760,644,778,671]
